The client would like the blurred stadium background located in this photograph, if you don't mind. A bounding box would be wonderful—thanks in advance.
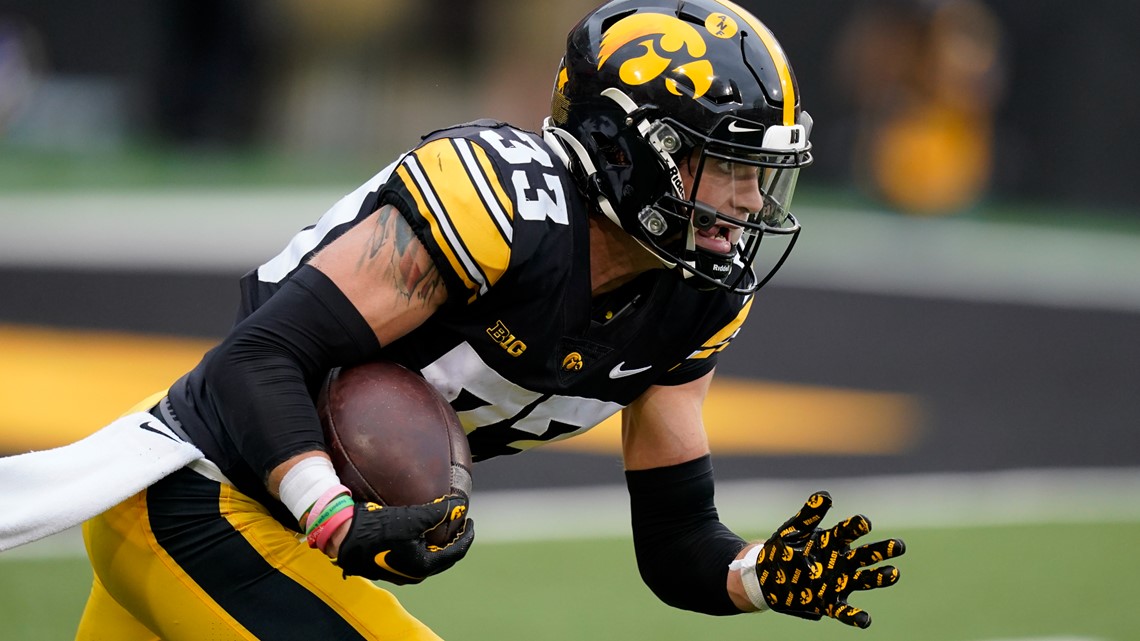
[1,1,1138,639]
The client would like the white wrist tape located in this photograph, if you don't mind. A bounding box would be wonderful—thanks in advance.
[728,543,770,612]
[278,457,341,522]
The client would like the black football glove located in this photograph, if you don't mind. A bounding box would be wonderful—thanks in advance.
[756,491,905,628]
[336,495,474,585]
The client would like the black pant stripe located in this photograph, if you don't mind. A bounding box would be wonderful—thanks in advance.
[147,468,367,641]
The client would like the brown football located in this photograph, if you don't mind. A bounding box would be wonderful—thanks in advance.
[317,361,472,547]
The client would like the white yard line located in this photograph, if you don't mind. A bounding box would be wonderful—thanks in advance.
[2,193,1139,311]
[0,189,338,272]
[783,206,1140,313]
[475,466,1140,542]
[971,634,1103,638]
[4,467,1138,560]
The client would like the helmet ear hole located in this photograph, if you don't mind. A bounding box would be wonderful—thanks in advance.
[592,134,630,166]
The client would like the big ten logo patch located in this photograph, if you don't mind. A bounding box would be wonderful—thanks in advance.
[487,320,527,357]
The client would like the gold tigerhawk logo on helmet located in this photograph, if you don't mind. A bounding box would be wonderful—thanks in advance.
[597,13,719,99]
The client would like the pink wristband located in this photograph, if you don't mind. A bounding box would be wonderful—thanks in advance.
[308,507,354,552]
[303,484,352,531]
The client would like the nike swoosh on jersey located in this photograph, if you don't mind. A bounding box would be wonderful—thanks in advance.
[609,362,652,379]
[373,550,424,581]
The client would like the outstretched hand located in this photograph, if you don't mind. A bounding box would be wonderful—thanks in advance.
[755,491,905,628]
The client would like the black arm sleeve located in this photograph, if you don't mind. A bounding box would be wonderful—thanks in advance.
[626,454,748,616]
[203,265,383,480]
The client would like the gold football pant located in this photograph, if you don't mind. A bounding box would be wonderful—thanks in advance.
[76,466,441,641]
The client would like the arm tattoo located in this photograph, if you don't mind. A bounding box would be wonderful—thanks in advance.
[360,205,445,305]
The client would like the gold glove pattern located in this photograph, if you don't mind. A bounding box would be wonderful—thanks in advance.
[336,495,473,585]
[756,491,905,628]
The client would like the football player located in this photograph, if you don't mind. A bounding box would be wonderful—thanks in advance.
[76,0,905,638]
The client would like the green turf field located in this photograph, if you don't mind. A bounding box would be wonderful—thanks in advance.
[2,521,1136,640]
[2,151,1137,640]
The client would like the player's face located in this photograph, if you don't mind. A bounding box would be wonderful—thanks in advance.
[680,152,766,256]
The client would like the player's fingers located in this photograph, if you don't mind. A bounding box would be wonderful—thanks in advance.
[427,493,470,509]
[829,514,872,547]
[445,517,476,550]
[401,496,466,531]
[778,607,824,622]
[428,514,475,550]
[775,491,832,539]
[850,565,901,591]
[422,520,475,575]
[827,602,872,629]
[846,537,905,567]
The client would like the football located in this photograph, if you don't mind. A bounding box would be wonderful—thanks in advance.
[317,361,472,547]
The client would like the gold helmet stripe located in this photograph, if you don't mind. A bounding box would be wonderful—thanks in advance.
[713,0,796,126]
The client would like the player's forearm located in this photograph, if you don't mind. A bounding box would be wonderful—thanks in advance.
[203,266,382,482]
[626,454,749,615]
[269,451,355,558]
[267,451,332,500]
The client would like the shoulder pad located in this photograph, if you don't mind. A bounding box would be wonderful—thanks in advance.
[421,119,510,141]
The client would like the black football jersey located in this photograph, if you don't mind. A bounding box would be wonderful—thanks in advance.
[171,120,753,493]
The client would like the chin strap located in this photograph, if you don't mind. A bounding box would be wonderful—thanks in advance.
[542,120,614,224]
[600,88,695,274]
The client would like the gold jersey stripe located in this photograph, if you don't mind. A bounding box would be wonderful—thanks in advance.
[683,298,752,361]
[395,162,481,299]
[700,296,753,351]
[714,0,796,126]
[460,140,514,238]
[412,139,513,293]
[687,347,718,361]
[401,153,487,294]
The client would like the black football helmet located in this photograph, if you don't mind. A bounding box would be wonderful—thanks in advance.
[545,0,813,293]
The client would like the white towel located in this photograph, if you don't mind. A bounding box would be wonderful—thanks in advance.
[0,411,203,552]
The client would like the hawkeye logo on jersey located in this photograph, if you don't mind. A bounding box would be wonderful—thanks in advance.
[598,13,717,99]
[562,352,584,372]
[487,320,527,357]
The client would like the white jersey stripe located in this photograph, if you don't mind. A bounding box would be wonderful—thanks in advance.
[257,161,398,284]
